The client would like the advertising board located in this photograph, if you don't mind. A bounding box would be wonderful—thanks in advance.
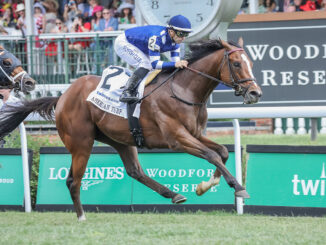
[208,19,326,108]
[245,145,326,215]
[36,146,236,211]
[0,148,32,210]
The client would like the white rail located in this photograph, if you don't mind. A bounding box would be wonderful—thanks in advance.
[19,123,31,212]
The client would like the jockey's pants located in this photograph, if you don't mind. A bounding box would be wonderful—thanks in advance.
[114,33,152,70]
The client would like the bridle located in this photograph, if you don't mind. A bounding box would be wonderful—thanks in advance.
[170,48,257,106]
[0,49,28,91]
[137,47,257,106]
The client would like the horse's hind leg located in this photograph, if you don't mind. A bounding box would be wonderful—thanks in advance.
[66,147,92,221]
[196,135,229,196]
[60,127,94,221]
[114,144,186,204]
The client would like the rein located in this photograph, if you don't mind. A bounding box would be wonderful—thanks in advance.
[136,47,256,107]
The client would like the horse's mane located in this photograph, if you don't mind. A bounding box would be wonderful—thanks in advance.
[151,39,241,84]
[186,39,241,64]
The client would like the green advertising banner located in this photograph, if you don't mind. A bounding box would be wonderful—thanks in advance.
[0,148,31,209]
[133,152,235,205]
[246,145,326,211]
[36,146,236,208]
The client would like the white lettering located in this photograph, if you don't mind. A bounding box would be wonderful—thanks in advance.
[323,44,326,58]
[159,169,166,178]
[197,169,205,178]
[292,174,300,195]
[269,46,283,60]
[146,168,158,177]
[246,44,269,61]
[179,169,186,177]
[280,71,293,86]
[301,180,320,196]
[321,180,325,196]
[58,167,69,180]
[287,45,301,60]
[261,70,277,86]
[49,168,58,179]
[168,169,176,178]
[298,71,309,85]
[313,71,326,85]
[189,169,195,177]
[304,45,319,59]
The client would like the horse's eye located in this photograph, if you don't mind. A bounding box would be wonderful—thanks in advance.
[233,62,241,68]
[2,60,11,67]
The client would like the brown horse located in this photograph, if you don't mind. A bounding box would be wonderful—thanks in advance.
[0,39,262,221]
[0,45,36,94]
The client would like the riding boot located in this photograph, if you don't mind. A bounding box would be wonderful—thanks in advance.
[119,67,149,103]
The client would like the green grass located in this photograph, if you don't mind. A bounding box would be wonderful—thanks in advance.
[0,211,326,245]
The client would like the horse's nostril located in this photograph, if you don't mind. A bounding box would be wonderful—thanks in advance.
[249,90,262,98]
[25,80,35,87]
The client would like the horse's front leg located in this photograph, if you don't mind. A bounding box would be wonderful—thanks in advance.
[114,144,187,204]
[166,128,249,198]
[196,135,229,196]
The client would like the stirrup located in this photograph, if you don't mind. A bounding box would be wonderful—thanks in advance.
[119,91,138,103]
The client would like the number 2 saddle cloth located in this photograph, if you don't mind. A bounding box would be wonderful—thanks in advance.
[86,66,161,119]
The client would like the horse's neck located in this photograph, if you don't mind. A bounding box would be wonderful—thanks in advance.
[177,51,222,104]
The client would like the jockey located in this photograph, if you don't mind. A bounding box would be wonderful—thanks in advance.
[114,15,192,103]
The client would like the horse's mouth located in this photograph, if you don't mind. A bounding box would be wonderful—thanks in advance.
[243,90,262,104]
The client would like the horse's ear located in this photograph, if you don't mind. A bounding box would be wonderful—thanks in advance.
[220,39,233,50]
[238,37,244,48]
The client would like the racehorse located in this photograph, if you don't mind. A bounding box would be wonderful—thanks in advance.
[0,45,36,94]
[0,39,262,221]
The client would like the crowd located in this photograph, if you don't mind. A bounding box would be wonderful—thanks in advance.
[0,0,136,36]
[240,0,326,13]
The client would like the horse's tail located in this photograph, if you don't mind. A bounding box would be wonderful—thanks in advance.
[0,96,60,139]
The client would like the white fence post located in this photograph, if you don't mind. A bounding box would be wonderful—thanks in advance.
[19,123,31,213]
[232,119,243,215]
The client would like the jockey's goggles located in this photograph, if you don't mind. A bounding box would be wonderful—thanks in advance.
[174,30,189,38]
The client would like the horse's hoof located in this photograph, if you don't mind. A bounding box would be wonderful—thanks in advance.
[78,214,86,222]
[235,190,250,199]
[172,194,187,204]
[196,182,205,196]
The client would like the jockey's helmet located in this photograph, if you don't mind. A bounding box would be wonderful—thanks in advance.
[167,15,192,33]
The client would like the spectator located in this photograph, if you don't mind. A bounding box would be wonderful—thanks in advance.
[76,0,90,19]
[321,0,326,9]
[99,8,118,31]
[87,0,99,19]
[63,0,80,30]
[117,2,135,24]
[69,14,91,51]
[90,8,118,73]
[300,0,318,10]
[42,0,59,33]
[34,2,46,34]
[91,5,103,31]
[263,0,277,12]
[15,3,26,36]
[0,7,16,28]
[282,0,292,12]
[51,16,68,33]
[293,0,304,11]
[45,17,68,58]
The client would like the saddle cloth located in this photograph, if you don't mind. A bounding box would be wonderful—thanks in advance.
[86,66,160,119]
